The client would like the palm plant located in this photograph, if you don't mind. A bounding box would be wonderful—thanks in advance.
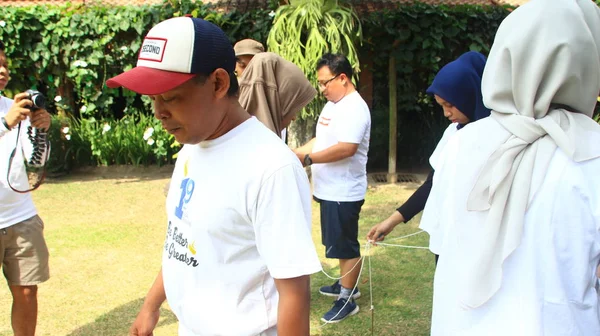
[267,0,362,119]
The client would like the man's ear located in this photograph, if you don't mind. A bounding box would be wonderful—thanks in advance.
[340,73,349,86]
[212,68,230,99]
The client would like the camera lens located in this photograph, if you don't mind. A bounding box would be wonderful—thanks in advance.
[26,90,46,110]
[32,93,46,109]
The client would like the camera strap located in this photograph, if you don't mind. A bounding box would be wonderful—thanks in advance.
[6,122,50,193]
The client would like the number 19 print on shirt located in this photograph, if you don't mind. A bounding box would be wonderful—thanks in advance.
[164,159,199,268]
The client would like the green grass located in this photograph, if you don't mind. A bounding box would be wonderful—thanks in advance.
[0,168,433,335]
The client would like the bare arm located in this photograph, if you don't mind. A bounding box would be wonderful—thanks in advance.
[309,142,358,164]
[274,275,311,336]
[0,92,31,139]
[294,141,358,166]
[366,211,405,243]
[294,138,316,156]
[367,171,434,244]
[130,269,166,336]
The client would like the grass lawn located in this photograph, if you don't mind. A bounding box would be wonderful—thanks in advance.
[0,167,434,336]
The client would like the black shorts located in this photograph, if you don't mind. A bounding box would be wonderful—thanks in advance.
[315,197,364,259]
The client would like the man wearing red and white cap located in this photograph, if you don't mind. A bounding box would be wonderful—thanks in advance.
[107,17,321,336]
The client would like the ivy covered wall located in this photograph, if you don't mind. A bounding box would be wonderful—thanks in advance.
[4,1,593,171]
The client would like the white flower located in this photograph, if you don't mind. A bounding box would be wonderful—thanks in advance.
[65,134,71,141]
[61,126,69,134]
[143,127,154,140]
[0,21,6,27]
[73,60,88,68]
[147,138,155,146]
[102,123,111,134]
[54,95,62,103]
[268,10,276,18]
[80,105,87,113]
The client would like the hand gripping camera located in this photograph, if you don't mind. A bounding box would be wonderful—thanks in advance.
[23,90,48,165]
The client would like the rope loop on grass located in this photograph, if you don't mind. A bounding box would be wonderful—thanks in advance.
[318,230,429,330]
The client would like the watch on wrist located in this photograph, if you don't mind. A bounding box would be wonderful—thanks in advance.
[303,154,313,166]
[1,116,11,130]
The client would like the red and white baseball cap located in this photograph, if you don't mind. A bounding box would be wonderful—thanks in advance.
[106,17,235,95]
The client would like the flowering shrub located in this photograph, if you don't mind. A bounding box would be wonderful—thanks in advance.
[47,111,180,172]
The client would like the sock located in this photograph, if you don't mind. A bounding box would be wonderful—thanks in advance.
[339,286,353,300]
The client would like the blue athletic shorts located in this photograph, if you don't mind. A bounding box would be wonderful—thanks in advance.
[315,197,364,259]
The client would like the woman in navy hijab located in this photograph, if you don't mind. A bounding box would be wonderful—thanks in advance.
[366,51,491,261]
[427,51,490,129]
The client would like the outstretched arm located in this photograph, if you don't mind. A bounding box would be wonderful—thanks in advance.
[367,171,434,243]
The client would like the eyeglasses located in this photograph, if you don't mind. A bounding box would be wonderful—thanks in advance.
[318,74,340,88]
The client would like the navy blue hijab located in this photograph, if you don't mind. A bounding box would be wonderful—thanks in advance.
[426,51,491,128]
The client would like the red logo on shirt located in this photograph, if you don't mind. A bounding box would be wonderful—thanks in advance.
[319,116,331,126]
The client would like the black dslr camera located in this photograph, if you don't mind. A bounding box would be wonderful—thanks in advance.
[24,89,48,146]
[25,89,46,112]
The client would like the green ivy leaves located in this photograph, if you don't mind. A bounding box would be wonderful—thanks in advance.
[0,0,274,121]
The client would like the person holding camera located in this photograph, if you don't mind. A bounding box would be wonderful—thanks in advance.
[0,40,51,336]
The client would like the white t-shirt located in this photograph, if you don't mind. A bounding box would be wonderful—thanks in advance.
[418,123,458,248]
[428,123,458,171]
[162,117,322,336]
[311,91,371,202]
[421,118,600,335]
[0,96,38,229]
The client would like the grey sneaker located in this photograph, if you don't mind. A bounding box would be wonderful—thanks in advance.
[318,280,361,299]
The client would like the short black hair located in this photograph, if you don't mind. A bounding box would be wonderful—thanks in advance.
[0,40,4,51]
[228,72,239,97]
[317,53,353,79]
[192,71,239,97]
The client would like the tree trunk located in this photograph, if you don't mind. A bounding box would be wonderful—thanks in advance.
[388,55,398,183]
[287,117,317,149]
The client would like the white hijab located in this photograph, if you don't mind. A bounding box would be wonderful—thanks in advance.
[454,0,600,308]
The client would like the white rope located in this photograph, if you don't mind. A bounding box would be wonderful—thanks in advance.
[319,253,365,327]
[375,242,429,249]
[320,255,365,280]
[367,243,374,336]
[385,230,425,242]
[367,243,374,310]
[318,231,429,328]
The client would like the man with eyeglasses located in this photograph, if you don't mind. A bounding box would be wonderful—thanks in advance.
[294,53,371,323]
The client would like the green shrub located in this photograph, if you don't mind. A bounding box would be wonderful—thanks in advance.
[47,111,180,169]
[46,115,94,174]
[1,0,274,172]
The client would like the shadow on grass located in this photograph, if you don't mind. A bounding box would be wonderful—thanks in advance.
[66,297,177,336]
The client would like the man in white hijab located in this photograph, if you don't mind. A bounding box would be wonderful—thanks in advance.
[419,0,600,335]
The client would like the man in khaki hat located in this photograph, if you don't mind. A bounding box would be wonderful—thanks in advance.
[234,38,264,76]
